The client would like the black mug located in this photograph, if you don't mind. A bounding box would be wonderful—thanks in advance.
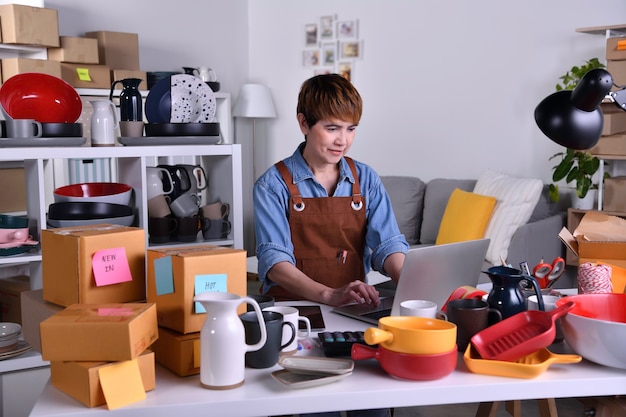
[447,298,502,352]
[240,311,295,369]
[158,164,191,201]
[148,216,177,244]
[175,214,199,242]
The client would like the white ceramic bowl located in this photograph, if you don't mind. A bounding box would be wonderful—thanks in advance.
[556,293,626,369]
[0,322,21,338]
[53,182,133,206]
[0,322,21,351]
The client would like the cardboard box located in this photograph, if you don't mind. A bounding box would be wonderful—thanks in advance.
[40,302,158,361]
[1,58,62,83]
[60,63,111,89]
[50,350,155,408]
[608,60,626,91]
[42,225,146,308]
[0,4,59,47]
[85,31,139,70]
[152,326,200,376]
[48,36,99,64]
[607,37,626,61]
[111,70,147,91]
[0,275,29,324]
[588,134,626,156]
[601,103,626,136]
[0,167,26,213]
[559,211,626,271]
[603,176,626,212]
[20,289,64,353]
[147,245,247,334]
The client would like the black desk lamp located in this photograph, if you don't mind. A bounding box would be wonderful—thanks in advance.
[534,68,624,150]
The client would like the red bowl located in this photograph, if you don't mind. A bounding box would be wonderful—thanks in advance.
[352,343,457,380]
[0,73,82,123]
[54,183,133,205]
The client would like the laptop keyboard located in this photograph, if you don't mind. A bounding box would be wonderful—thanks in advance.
[361,309,391,321]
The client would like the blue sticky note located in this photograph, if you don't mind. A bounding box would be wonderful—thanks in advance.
[194,274,227,313]
[154,257,174,295]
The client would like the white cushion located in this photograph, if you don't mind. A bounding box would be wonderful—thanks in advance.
[473,170,543,265]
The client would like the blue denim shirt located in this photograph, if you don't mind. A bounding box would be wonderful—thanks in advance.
[253,142,409,293]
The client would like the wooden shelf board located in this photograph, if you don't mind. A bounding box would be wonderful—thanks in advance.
[576,24,626,35]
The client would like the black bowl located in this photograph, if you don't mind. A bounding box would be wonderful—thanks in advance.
[48,202,133,220]
[42,122,83,138]
[206,81,220,92]
[144,122,220,137]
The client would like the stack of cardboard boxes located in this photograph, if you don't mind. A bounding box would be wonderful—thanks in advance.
[0,4,61,82]
[590,36,626,157]
[19,223,248,408]
[85,30,147,91]
[0,3,147,90]
[146,245,248,377]
[588,37,626,212]
[34,225,157,408]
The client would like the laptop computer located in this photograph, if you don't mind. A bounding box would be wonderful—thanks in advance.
[331,239,490,325]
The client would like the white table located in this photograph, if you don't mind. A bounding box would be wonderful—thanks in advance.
[29,300,626,417]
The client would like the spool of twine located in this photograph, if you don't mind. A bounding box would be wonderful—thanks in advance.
[577,262,613,294]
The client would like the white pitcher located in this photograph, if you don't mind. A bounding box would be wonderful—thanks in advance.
[90,100,119,147]
[193,292,267,389]
[198,67,217,82]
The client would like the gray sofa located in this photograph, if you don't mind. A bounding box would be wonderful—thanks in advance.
[380,176,568,285]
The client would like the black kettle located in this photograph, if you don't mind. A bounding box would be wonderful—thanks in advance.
[110,78,143,122]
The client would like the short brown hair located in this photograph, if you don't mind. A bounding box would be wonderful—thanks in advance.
[297,74,362,128]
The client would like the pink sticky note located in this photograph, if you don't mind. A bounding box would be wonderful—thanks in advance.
[92,247,133,287]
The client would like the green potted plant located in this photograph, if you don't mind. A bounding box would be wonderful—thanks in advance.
[548,58,608,203]
[548,148,604,202]
[555,57,605,91]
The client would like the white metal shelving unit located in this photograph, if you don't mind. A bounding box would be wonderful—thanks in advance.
[0,143,244,291]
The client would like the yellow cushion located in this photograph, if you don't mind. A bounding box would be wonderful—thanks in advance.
[435,188,496,245]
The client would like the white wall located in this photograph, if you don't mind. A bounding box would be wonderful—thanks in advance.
[248,0,626,182]
[43,0,626,252]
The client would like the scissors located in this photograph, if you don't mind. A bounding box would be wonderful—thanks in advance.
[532,257,566,289]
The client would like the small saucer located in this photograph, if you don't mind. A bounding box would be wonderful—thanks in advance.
[0,340,31,360]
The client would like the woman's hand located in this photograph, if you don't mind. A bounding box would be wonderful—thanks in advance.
[325,280,381,307]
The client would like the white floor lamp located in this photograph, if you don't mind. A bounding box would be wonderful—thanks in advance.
[233,83,276,255]
[232,83,277,179]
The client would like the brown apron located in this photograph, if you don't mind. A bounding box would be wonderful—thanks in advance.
[266,157,367,301]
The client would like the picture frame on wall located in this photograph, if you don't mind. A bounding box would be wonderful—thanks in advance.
[320,15,334,39]
[303,49,320,66]
[322,42,337,66]
[340,41,363,59]
[336,20,358,39]
[305,23,318,46]
[338,62,353,81]
[314,68,333,75]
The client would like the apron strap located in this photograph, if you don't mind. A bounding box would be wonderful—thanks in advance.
[344,157,363,211]
[275,161,305,210]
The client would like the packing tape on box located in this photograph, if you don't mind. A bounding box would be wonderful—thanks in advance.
[578,262,613,294]
[157,246,230,256]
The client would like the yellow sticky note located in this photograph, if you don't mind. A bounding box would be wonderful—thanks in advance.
[98,359,146,410]
[76,67,92,81]
[193,339,201,368]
